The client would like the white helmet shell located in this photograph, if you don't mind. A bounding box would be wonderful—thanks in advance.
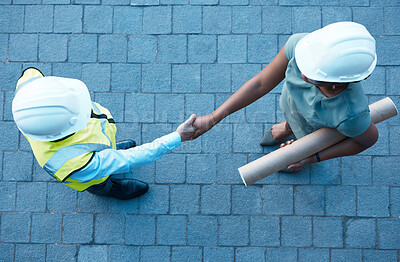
[295,21,377,83]
[12,76,92,142]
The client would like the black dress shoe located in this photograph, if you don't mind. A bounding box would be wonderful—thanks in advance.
[116,140,136,150]
[109,178,149,200]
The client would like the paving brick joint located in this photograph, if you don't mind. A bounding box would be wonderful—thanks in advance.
[0,1,399,262]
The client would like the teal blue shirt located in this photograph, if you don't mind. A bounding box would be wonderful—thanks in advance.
[279,33,371,139]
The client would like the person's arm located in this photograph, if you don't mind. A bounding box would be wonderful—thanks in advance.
[192,45,289,139]
[69,115,196,181]
[286,121,379,170]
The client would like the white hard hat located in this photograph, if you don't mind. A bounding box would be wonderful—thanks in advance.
[295,21,377,83]
[12,76,92,142]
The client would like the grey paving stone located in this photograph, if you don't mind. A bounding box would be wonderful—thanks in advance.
[98,35,128,63]
[156,215,186,245]
[139,184,169,214]
[171,246,202,262]
[313,217,343,248]
[203,6,231,34]
[109,246,140,262]
[46,245,78,262]
[298,248,330,262]
[235,247,266,262]
[186,154,217,184]
[331,249,362,262]
[322,7,352,26]
[15,244,46,262]
[294,185,325,216]
[326,186,356,216]
[9,34,38,62]
[16,182,46,212]
[143,6,171,34]
[363,250,398,262]
[188,35,216,64]
[31,213,62,243]
[204,247,234,262]
[0,6,24,33]
[357,186,390,217]
[188,216,218,245]
[113,6,142,34]
[377,219,400,249]
[83,6,113,33]
[219,216,249,246]
[39,34,68,62]
[170,185,200,214]
[47,183,77,213]
[54,5,82,33]
[232,185,262,215]
[0,244,15,262]
[345,218,376,248]
[173,6,202,34]
[266,248,297,262]
[1,212,31,243]
[140,246,170,262]
[250,216,280,246]
[281,216,312,247]
[0,182,16,211]
[263,185,294,215]
[200,184,231,215]
[125,215,156,245]
[94,214,125,244]
[63,213,93,244]
[78,245,107,262]
[68,35,97,63]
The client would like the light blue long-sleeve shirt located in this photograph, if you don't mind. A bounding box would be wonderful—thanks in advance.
[69,132,181,182]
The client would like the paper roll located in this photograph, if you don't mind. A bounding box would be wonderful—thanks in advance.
[238,97,398,186]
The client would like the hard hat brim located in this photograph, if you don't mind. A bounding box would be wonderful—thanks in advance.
[295,22,377,83]
[12,77,92,142]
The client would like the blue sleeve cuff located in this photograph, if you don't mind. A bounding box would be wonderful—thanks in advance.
[164,132,182,150]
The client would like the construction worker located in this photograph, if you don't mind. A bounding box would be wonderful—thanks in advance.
[191,21,379,172]
[12,68,196,200]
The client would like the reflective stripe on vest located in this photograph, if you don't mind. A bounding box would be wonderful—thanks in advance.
[42,142,111,180]
[16,68,117,191]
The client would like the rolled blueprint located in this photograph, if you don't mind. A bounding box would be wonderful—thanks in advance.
[238,97,398,186]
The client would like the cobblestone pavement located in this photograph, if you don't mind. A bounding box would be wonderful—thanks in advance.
[0,0,400,261]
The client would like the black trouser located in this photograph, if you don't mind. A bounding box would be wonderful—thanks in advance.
[86,177,113,196]
[86,140,143,198]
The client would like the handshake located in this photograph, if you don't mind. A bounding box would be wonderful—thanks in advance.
[175,114,216,142]
[175,114,197,142]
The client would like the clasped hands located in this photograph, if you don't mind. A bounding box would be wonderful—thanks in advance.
[175,114,215,142]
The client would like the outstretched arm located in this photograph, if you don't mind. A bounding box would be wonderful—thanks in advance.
[68,115,198,182]
[192,44,289,139]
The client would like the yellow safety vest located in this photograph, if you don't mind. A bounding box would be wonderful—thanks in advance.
[16,68,117,191]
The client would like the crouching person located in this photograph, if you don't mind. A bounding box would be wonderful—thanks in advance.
[12,68,196,200]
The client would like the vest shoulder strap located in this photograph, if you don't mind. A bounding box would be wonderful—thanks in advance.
[16,67,44,91]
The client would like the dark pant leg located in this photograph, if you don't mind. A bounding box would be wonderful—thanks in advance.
[86,176,149,200]
[86,177,113,196]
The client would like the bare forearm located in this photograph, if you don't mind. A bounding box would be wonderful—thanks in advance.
[211,78,267,124]
[309,137,374,164]
[308,122,379,164]
[192,45,288,140]
[211,46,288,125]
